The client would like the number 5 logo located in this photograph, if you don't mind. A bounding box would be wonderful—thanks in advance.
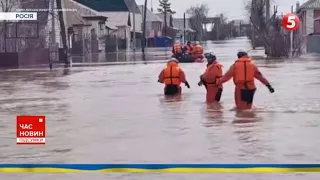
[282,13,300,31]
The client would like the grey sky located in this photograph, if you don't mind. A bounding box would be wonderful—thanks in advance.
[135,0,305,20]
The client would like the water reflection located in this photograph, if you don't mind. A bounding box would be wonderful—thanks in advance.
[159,95,183,103]
[202,103,224,127]
[73,48,172,64]
[233,110,260,124]
[232,116,274,162]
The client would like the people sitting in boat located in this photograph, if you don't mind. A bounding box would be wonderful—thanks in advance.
[158,58,190,95]
[171,41,183,60]
[192,41,204,60]
[184,41,193,55]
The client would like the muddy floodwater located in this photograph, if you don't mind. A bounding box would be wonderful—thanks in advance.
[1,37,320,180]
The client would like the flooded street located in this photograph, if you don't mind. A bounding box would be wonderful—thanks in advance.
[1,37,320,179]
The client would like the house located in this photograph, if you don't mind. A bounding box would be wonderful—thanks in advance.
[172,18,196,42]
[60,0,108,56]
[155,13,179,43]
[296,0,320,53]
[138,5,163,38]
[73,0,142,50]
[296,0,320,35]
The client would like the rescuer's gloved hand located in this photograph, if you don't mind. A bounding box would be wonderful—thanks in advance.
[266,84,275,93]
[185,81,190,88]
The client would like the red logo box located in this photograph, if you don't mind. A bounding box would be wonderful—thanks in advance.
[16,116,46,145]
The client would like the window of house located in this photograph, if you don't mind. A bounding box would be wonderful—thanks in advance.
[99,22,104,30]
[99,22,104,37]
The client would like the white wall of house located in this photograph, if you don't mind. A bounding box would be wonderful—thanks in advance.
[144,21,162,37]
[116,26,130,39]
[306,9,314,35]
[87,20,105,38]
[53,0,100,48]
[63,0,110,52]
[101,11,142,50]
[156,13,171,28]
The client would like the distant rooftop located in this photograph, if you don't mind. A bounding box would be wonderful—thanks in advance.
[297,0,320,11]
[73,0,141,13]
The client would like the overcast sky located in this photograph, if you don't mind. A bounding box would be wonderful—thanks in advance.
[135,0,306,20]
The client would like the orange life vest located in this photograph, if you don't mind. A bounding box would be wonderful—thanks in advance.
[173,44,182,53]
[203,63,223,85]
[233,57,255,87]
[193,45,203,55]
[163,62,181,86]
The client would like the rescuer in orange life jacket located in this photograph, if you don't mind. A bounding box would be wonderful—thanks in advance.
[192,41,204,60]
[172,41,183,59]
[198,52,223,103]
[158,58,190,95]
[184,41,193,55]
[217,50,275,110]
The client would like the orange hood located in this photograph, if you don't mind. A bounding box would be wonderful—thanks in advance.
[167,60,179,66]
[236,56,251,62]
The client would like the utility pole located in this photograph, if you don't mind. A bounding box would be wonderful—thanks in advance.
[183,13,186,44]
[56,0,69,67]
[50,0,56,69]
[51,0,55,44]
[290,5,294,58]
[142,0,147,53]
[132,1,136,51]
[251,0,256,49]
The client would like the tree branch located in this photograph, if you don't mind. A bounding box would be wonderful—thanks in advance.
[250,16,271,47]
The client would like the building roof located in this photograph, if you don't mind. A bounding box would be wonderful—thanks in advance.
[138,5,163,22]
[64,0,96,27]
[105,22,118,29]
[298,0,320,11]
[124,0,141,13]
[73,0,140,13]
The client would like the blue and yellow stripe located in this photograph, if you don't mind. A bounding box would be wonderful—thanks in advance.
[0,164,320,172]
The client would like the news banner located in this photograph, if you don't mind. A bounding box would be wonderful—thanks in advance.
[7,116,320,172]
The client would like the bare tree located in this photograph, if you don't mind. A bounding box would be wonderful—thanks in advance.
[244,0,302,57]
[186,3,209,41]
[158,0,175,37]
